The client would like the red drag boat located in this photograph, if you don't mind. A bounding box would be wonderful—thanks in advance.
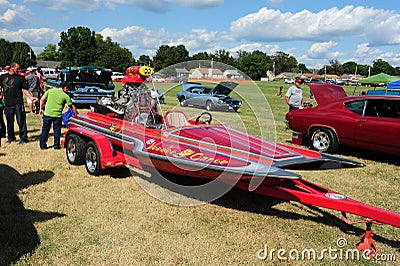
[63,66,400,252]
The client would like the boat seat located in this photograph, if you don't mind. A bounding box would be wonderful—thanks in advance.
[165,111,190,128]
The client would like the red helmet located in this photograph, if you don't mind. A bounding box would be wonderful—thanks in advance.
[121,66,154,85]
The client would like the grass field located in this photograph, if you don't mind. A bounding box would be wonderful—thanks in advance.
[1,81,399,265]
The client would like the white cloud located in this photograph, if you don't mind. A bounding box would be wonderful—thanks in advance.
[0,28,59,47]
[229,6,400,46]
[308,41,338,58]
[0,0,31,26]
[352,43,400,65]
[353,43,382,64]
[101,27,229,57]
[229,43,280,56]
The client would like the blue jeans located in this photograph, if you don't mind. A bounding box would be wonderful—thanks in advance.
[4,103,28,142]
[40,115,62,149]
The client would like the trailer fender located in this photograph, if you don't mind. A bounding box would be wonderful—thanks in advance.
[64,128,121,169]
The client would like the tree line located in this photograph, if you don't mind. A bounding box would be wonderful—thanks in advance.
[1,26,399,80]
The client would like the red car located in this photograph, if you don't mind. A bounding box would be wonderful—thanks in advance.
[285,83,400,155]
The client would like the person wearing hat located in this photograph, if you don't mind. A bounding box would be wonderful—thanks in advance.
[39,82,78,150]
[285,78,304,111]
[25,67,41,114]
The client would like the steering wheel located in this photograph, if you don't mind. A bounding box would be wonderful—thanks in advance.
[195,112,212,125]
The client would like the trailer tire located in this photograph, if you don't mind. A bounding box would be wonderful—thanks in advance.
[66,134,86,165]
[85,141,102,176]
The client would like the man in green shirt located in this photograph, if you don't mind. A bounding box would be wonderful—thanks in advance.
[39,82,78,149]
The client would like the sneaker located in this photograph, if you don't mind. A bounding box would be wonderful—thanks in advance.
[19,140,29,144]
[40,144,48,150]
[6,139,16,143]
[53,146,61,150]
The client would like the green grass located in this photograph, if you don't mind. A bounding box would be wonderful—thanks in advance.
[0,81,399,265]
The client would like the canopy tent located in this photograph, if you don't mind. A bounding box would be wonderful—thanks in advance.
[358,73,399,84]
[387,80,400,89]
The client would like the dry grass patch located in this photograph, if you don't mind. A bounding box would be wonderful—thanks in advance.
[0,81,399,265]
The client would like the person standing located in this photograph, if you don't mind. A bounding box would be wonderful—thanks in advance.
[36,67,47,96]
[0,93,5,146]
[285,78,304,111]
[0,62,38,144]
[0,89,5,138]
[25,67,41,114]
[276,86,283,97]
[39,82,78,150]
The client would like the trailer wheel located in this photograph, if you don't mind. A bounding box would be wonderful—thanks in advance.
[66,134,86,165]
[85,141,102,175]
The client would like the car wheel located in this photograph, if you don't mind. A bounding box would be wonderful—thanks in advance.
[233,107,239,112]
[66,134,86,165]
[206,101,214,111]
[310,128,338,153]
[179,97,187,107]
[85,141,102,175]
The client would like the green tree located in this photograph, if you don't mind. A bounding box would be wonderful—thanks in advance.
[298,63,310,74]
[213,49,235,68]
[58,27,96,67]
[11,42,36,68]
[328,59,344,76]
[94,35,134,72]
[138,55,151,66]
[37,44,58,61]
[153,45,189,71]
[372,59,396,75]
[191,52,212,61]
[236,50,269,80]
[272,51,298,74]
[342,61,358,75]
[0,38,13,66]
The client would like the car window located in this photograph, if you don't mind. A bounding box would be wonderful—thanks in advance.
[365,99,400,118]
[344,100,365,115]
[189,88,202,94]
[203,88,212,94]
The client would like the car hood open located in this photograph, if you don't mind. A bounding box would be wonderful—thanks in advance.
[211,81,239,96]
[308,83,347,105]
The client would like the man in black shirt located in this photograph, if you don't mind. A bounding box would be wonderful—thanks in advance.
[0,62,38,144]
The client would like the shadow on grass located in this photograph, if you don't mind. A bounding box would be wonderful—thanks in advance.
[285,140,399,166]
[129,170,399,250]
[0,164,65,265]
[337,147,400,166]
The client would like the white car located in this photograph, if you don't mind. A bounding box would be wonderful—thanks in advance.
[284,78,295,84]
[111,72,125,81]
[42,68,59,79]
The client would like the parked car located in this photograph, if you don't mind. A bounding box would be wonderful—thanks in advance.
[284,78,294,84]
[42,68,59,79]
[46,66,115,104]
[148,76,166,83]
[177,81,242,112]
[285,83,400,155]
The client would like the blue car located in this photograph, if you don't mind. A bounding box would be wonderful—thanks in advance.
[46,66,115,104]
[176,81,242,112]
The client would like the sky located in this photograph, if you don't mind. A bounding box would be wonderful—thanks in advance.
[1,0,400,70]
